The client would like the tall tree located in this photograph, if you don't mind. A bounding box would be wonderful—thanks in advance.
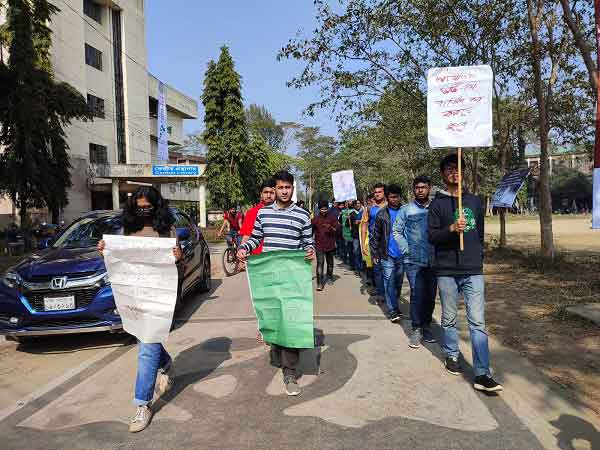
[245,104,285,151]
[0,0,90,229]
[202,46,247,209]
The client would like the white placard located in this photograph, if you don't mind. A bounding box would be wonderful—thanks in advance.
[427,65,493,148]
[103,235,178,343]
[593,168,600,229]
[332,170,357,202]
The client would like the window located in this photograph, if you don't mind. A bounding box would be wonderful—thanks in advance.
[83,0,102,24]
[175,213,197,243]
[89,143,108,164]
[86,94,105,118]
[85,43,102,71]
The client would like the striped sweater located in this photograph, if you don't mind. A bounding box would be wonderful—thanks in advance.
[240,202,314,253]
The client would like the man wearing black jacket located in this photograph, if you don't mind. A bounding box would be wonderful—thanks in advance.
[428,154,503,393]
[370,184,404,323]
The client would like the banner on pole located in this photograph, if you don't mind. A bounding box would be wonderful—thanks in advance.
[427,65,493,148]
[103,235,178,343]
[246,251,314,349]
[332,170,357,202]
[157,81,169,161]
[490,168,531,208]
[593,168,600,229]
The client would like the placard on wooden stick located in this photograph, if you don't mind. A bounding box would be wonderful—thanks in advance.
[427,65,494,250]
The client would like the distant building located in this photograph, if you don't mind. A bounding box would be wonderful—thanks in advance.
[0,0,207,227]
[525,144,593,176]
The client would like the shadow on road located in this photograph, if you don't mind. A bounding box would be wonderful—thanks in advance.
[172,278,223,329]
[551,414,600,450]
[152,336,232,416]
[11,331,133,354]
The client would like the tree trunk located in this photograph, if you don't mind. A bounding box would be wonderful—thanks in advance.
[499,209,507,248]
[51,207,59,225]
[528,0,555,258]
[558,0,598,92]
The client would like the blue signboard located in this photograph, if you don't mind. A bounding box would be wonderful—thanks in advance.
[152,165,200,176]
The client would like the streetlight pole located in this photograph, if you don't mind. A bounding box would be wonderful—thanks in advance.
[593,0,600,228]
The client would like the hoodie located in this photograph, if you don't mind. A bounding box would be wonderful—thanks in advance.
[427,191,484,276]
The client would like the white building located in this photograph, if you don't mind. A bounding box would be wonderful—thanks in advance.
[0,0,207,227]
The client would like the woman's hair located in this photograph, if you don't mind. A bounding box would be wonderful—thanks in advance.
[122,186,174,235]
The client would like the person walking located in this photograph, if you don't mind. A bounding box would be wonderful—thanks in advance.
[341,201,354,268]
[240,178,276,254]
[312,200,339,290]
[370,184,404,323]
[393,176,437,348]
[350,200,364,276]
[428,154,503,392]
[361,184,386,300]
[97,186,183,432]
[237,170,315,396]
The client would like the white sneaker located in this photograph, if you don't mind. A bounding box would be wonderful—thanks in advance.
[129,405,153,433]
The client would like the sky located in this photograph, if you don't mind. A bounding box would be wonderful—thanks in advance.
[145,1,338,143]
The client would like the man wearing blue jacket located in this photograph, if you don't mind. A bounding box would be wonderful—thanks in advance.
[393,176,437,349]
[428,154,503,393]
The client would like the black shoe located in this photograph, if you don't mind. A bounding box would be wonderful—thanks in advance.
[316,284,324,291]
[389,311,401,323]
[445,356,462,375]
[474,375,503,393]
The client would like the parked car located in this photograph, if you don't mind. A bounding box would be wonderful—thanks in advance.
[0,209,211,342]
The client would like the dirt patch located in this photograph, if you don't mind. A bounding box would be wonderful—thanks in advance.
[483,245,600,416]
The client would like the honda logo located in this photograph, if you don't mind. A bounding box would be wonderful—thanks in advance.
[50,276,68,290]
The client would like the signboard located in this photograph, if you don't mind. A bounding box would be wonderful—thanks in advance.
[490,168,531,208]
[157,81,169,161]
[427,65,493,148]
[332,170,357,202]
[152,165,200,176]
[103,235,178,343]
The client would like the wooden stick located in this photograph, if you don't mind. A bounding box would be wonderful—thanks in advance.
[458,147,464,251]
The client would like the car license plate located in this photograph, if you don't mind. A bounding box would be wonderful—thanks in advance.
[43,296,76,311]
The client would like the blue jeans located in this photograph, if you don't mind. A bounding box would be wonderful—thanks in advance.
[437,275,490,377]
[352,238,363,272]
[135,342,172,406]
[336,238,345,258]
[405,264,437,330]
[344,240,354,268]
[226,230,241,247]
[380,257,404,314]
[372,260,384,296]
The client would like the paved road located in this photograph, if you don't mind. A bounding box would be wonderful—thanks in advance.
[0,248,598,450]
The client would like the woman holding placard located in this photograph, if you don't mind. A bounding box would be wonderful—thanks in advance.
[97,186,182,432]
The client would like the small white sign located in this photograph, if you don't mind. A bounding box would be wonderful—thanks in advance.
[332,170,357,202]
[427,65,493,148]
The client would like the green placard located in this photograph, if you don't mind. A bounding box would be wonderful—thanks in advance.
[246,250,314,349]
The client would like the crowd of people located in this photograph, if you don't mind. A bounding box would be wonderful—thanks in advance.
[93,154,501,433]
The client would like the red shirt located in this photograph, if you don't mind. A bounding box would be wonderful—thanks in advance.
[240,202,264,254]
[224,211,243,231]
[312,214,339,252]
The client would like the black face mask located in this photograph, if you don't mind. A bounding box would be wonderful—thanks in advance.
[136,206,154,217]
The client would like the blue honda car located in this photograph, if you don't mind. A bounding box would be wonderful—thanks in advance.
[0,209,211,342]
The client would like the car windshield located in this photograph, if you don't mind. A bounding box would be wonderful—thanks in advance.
[52,216,122,249]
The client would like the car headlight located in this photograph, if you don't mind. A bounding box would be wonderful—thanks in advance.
[96,272,111,287]
[1,270,22,289]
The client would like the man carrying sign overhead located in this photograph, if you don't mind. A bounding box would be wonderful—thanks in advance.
[428,154,502,393]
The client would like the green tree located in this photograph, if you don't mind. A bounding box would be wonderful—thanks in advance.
[0,0,91,229]
[245,104,285,151]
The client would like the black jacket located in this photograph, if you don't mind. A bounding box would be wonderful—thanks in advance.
[370,206,396,261]
[427,192,484,276]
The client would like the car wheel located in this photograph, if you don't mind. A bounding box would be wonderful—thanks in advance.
[198,254,211,293]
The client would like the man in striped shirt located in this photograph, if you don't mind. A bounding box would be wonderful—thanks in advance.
[237,170,315,396]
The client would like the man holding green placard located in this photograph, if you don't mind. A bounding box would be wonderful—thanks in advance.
[237,170,315,396]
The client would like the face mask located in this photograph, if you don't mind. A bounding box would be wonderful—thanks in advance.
[136,206,154,217]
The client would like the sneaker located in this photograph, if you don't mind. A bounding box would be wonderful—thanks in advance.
[422,327,436,343]
[284,375,301,396]
[474,375,503,393]
[408,328,422,348]
[129,405,153,433]
[316,284,324,291]
[389,311,401,323]
[445,356,462,375]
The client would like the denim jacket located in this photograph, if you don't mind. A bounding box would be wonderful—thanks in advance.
[392,200,432,267]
